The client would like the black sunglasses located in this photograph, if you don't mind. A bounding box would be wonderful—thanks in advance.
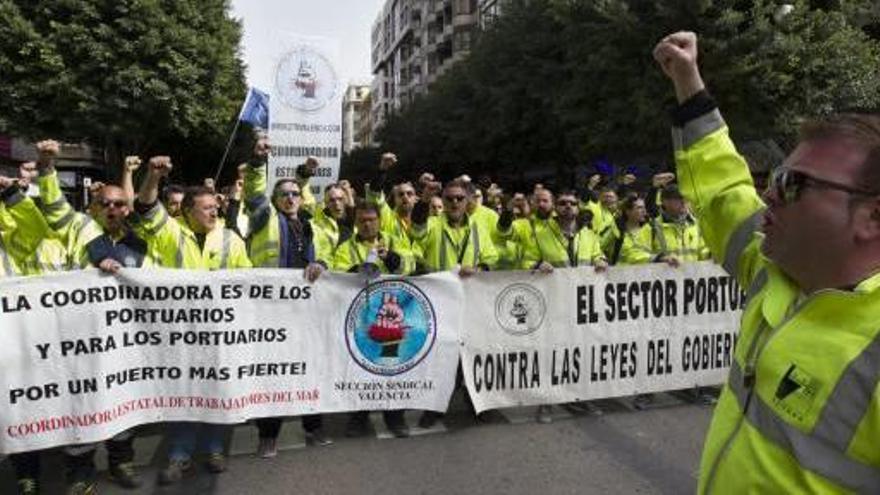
[100,199,128,209]
[769,167,877,205]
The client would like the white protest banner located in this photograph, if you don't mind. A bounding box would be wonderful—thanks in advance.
[460,262,744,413]
[268,33,343,196]
[0,270,462,454]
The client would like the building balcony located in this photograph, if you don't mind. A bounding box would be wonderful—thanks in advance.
[453,13,477,27]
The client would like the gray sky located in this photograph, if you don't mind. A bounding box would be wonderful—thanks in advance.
[230,0,385,90]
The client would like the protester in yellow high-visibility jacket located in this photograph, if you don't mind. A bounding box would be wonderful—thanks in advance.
[130,156,251,486]
[606,194,678,411]
[498,188,556,269]
[515,189,608,423]
[32,140,102,269]
[607,195,658,266]
[650,185,710,262]
[130,157,250,271]
[332,201,415,275]
[411,179,499,273]
[411,179,498,429]
[581,182,619,239]
[332,200,415,438]
[364,153,424,269]
[0,201,21,277]
[501,189,607,271]
[656,31,880,494]
[242,138,330,458]
[0,176,91,494]
[0,175,65,275]
[311,183,353,263]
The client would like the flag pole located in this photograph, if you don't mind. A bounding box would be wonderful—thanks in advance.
[213,117,242,183]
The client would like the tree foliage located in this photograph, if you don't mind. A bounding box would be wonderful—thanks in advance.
[0,0,246,183]
[375,0,880,187]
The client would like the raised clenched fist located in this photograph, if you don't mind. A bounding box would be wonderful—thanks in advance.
[36,140,60,158]
[304,155,319,172]
[653,32,698,79]
[148,156,173,177]
[124,156,142,173]
[653,32,705,102]
[419,172,435,185]
[379,152,398,171]
[652,172,676,188]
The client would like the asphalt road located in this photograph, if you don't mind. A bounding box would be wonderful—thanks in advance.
[0,393,713,495]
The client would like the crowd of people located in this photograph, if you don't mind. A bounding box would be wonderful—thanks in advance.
[0,134,720,495]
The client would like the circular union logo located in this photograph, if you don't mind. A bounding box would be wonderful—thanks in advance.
[494,283,546,336]
[345,279,437,376]
[274,46,339,112]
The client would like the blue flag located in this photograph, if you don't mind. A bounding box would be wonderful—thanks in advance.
[238,87,270,128]
[593,157,614,176]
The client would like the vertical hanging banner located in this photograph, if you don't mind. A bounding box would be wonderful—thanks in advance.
[460,262,745,413]
[268,33,343,196]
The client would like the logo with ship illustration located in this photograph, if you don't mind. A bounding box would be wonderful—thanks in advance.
[345,280,437,376]
[274,45,339,112]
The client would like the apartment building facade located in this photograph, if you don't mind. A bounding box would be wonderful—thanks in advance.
[370,0,481,139]
[342,84,371,153]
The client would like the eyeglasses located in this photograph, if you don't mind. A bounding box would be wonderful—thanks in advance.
[769,167,878,205]
[275,190,301,199]
[100,200,128,209]
[443,195,467,203]
[556,200,578,207]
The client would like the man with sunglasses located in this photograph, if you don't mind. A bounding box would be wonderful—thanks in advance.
[243,136,331,459]
[411,179,498,275]
[655,31,880,494]
[26,143,146,492]
[499,189,608,422]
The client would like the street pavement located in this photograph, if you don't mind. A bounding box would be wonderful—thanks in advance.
[0,391,714,495]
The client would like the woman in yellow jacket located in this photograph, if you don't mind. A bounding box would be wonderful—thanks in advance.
[608,194,677,410]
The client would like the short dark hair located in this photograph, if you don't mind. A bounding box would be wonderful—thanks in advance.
[182,186,215,211]
[621,194,644,213]
[443,179,472,196]
[800,113,880,193]
[272,178,299,196]
[163,184,185,202]
[354,199,380,217]
[556,189,579,200]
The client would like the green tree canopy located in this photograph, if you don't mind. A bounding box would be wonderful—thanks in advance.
[375,0,880,189]
[0,0,246,183]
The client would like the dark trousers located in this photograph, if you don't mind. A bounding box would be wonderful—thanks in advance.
[10,452,40,480]
[256,415,322,439]
[63,437,134,480]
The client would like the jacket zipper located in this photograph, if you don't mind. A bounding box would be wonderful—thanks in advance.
[703,289,833,494]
